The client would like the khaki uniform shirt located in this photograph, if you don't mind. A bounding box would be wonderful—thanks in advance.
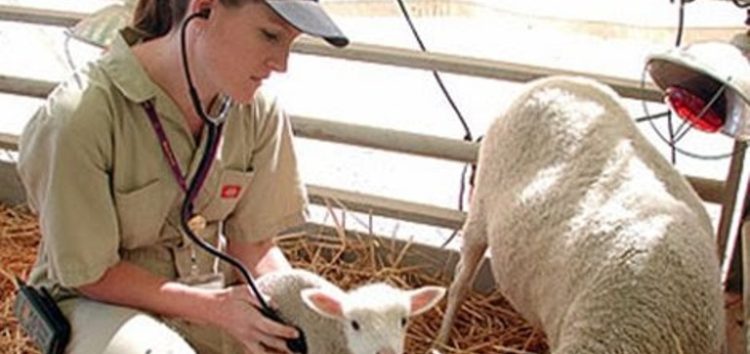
[17,28,308,293]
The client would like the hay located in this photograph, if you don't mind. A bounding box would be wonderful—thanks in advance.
[0,204,40,354]
[0,204,548,354]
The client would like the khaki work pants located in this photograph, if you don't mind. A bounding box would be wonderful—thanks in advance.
[58,297,244,354]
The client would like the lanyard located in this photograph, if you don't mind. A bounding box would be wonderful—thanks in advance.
[142,98,306,352]
[141,100,223,211]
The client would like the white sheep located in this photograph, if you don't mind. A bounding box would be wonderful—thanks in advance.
[436,76,725,354]
[257,268,445,354]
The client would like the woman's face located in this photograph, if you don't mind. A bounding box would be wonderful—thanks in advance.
[194,1,301,104]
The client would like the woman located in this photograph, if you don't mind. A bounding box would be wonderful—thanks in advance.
[17,0,348,353]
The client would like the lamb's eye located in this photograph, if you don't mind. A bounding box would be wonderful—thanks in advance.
[351,320,360,331]
[401,317,407,327]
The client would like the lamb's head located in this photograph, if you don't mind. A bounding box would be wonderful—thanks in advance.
[301,283,445,354]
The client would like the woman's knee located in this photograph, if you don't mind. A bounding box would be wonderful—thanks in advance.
[60,298,195,354]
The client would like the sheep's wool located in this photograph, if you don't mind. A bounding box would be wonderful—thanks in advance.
[439,76,725,354]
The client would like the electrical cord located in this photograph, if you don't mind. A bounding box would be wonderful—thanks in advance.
[635,110,671,122]
[638,0,685,164]
[669,0,688,163]
[674,0,687,47]
[394,0,472,142]
[393,0,479,217]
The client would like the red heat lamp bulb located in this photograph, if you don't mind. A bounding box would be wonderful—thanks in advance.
[664,86,725,133]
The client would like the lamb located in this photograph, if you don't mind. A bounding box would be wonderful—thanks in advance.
[435,76,725,354]
[257,268,445,354]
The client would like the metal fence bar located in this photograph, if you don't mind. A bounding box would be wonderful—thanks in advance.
[0,75,478,163]
[0,4,664,102]
[0,103,727,206]
[0,151,466,230]
[718,141,748,269]
[292,39,664,102]
[0,3,732,226]
[0,74,54,98]
[0,132,19,151]
[307,185,465,230]
[292,115,477,163]
[0,4,82,27]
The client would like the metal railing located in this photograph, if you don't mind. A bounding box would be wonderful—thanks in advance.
[2,5,748,353]
[0,4,739,239]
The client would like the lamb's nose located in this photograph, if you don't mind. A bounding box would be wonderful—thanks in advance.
[376,349,396,354]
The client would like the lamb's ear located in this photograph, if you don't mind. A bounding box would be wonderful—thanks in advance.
[407,286,446,317]
[301,288,345,320]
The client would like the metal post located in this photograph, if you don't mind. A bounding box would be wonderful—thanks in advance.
[719,141,748,278]
[743,218,750,354]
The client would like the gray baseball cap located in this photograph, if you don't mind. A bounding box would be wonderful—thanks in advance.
[265,0,349,47]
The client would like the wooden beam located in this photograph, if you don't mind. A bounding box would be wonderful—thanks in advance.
[293,38,664,102]
[0,132,19,151]
[301,222,497,294]
[0,5,664,102]
[0,4,81,27]
[0,154,466,229]
[0,118,727,206]
[307,185,466,230]
[292,115,477,163]
[0,161,26,206]
[0,74,54,98]
[301,221,461,270]
[686,176,727,206]
[0,75,478,163]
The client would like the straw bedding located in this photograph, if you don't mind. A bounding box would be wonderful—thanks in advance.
[0,204,39,354]
[0,203,548,354]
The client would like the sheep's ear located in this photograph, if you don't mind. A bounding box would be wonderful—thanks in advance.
[301,288,345,320]
[407,286,446,317]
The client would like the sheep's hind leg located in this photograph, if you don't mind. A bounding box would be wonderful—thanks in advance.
[435,222,488,347]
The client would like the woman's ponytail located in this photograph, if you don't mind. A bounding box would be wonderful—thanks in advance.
[132,0,189,39]
[131,0,247,40]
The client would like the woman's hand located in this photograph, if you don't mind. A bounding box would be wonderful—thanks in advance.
[210,284,299,353]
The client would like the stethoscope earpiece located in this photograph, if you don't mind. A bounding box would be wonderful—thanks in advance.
[197,8,211,19]
[182,10,232,126]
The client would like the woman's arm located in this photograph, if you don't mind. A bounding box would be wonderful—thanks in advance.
[226,238,291,280]
[77,260,298,351]
[77,261,223,325]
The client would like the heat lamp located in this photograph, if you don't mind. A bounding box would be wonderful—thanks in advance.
[646,40,750,140]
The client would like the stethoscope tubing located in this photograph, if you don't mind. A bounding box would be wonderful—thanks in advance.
[178,11,272,312]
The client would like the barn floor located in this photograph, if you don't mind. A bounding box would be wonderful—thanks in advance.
[0,204,548,354]
[0,202,745,354]
[726,291,745,354]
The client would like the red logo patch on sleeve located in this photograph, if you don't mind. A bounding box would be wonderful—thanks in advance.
[221,185,242,199]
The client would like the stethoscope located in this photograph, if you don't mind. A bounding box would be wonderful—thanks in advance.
[174,9,307,353]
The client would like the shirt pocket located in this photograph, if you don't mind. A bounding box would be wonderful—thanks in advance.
[200,168,255,222]
[114,178,175,250]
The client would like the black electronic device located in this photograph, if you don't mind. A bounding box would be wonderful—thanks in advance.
[13,277,70,354]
